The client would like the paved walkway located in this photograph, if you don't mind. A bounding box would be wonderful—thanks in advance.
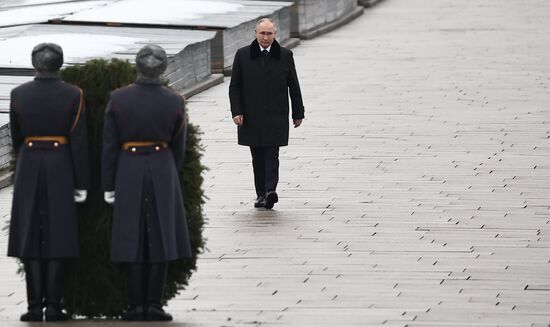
[1,0,550,326]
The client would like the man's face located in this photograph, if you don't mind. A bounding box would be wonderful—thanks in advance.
[255,21,276,49]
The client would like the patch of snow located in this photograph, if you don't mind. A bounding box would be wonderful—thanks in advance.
[0,1,111,27]
[67,0,243,24]
[0,33,142,68]
[0,0,84,9]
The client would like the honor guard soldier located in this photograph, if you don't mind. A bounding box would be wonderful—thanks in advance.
[7,43,90,321]
[101,45,192,321]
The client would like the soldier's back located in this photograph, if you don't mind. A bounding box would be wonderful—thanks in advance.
[109,83,184,142]
[11,78,81,137]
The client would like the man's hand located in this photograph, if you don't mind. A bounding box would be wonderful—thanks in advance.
[104,191,115,204]
[293,119,303,128]
[74,190,87,203]
[233,115,243,126]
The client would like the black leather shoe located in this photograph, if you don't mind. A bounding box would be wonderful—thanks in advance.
[264,191,278,209]
[147,305,173,321]
[45,305,70,322]
[254,196,266,208]
[20,308,43,322]
[121,305,146,321]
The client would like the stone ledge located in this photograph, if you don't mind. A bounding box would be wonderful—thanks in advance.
[0,170,13,190]
[298,6,364,40]
[358,0,387,8]
[0,68,34,76]
[282,37,302,51]
[180,74,224,99]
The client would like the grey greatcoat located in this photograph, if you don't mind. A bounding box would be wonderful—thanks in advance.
[229,39,305,147]
[8,76,90,258]
[101,82,191,263]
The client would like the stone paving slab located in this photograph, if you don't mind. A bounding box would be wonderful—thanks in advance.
[1,0,550,326]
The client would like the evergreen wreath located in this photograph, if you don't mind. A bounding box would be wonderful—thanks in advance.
[58,59,206,318]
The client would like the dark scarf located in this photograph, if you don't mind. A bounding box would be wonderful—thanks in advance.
[250,39,281,60]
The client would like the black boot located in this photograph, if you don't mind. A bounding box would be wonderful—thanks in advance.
[20,260,43,322]
[44,260,70,322]
[122,264,146,321]
[146,263,172,321]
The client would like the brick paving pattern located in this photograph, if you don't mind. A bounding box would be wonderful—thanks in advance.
[1,0,549,326]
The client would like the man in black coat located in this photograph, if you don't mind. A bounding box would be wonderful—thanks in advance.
[101,45,191,321]
[8,43,90,322]
[229,18,305,209]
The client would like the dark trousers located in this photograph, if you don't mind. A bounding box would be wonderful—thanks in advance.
[250,146,279,197]
[126,261,167,309]
[23,259,67,311]
[126,223,168,310]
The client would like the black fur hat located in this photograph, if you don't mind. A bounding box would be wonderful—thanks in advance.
[135,45,167,79]
[31,43,63,72]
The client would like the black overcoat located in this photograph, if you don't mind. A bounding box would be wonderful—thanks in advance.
[229,39,305,147]
[8,76,90,258]
[101,82,191,262]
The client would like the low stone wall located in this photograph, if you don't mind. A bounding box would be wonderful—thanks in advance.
[0,24,218,95]
[358,0,386,7]
[0,122,12,177]
[166,39,213,92]
[295,0,363,38]
[255,0,362,39]
[0,126,12,190]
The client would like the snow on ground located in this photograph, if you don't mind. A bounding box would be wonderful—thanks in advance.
[0,0,86,9]
[0,1,111,27]
[66,0,243,24]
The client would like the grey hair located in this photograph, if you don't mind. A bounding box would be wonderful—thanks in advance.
[255,17,277,32]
